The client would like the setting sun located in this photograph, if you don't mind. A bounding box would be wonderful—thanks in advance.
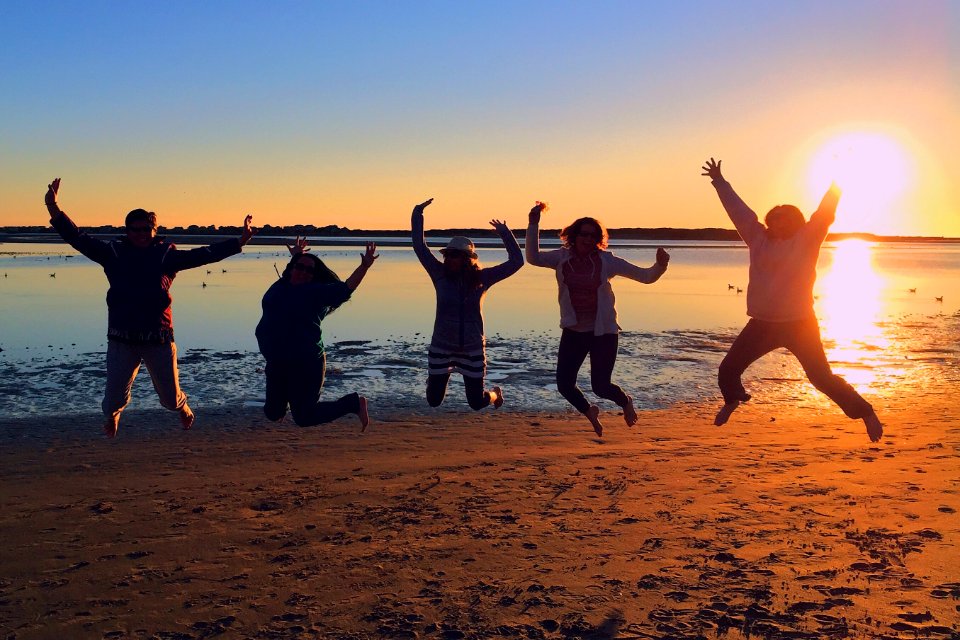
[805,130,916,236]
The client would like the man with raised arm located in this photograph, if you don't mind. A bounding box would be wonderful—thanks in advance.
[45,178,256,437]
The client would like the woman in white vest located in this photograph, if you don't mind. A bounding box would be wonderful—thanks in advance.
[526,202,669,437]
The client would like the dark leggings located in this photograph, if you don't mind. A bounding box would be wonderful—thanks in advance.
[556,329,630,414]
[426,373,492,411]
[263,354,360,426]
[719,317,873,419]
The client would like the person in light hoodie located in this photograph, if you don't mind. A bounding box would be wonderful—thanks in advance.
[526,201,669,438]
[701,158,883,442]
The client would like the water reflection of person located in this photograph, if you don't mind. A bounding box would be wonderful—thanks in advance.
[411,198,523,411]
[255,238,376,429]
[44,178,255,438]
[526,202,670,437]
[701,158,883,442]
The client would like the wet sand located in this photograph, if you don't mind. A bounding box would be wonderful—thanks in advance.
[1,395,958,639]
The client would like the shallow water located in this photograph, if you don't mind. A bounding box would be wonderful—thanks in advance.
[1,239,958,418]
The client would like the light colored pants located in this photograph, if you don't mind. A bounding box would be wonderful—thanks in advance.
[102,340,188,417]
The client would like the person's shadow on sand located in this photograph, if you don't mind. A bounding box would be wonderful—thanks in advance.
[560,610,624,639]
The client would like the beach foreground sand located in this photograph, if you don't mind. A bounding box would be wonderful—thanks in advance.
[1,397,957,639]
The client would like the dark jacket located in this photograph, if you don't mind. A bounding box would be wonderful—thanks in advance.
[51,212,242,343]
[255,279,352,361]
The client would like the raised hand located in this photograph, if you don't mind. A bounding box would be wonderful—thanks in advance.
[701,158,723,181]
[240,214,257,246]
[45,178,61,211]
[656,247,670,267]
[528,200,548,224]
[286,235,310,256]
[412,198,434,217]
[360,242,379,269]
[489,219,509,234]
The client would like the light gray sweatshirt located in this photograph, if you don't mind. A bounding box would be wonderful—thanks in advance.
[712,178,838,322]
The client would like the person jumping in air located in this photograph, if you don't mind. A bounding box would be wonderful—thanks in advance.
[412,198,523,411]
[255,237,376,430]
[45,178,255,437]
[701,158,883,442]
[526,202,669,437]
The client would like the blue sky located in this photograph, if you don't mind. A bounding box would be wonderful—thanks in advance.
[2,1,957,235]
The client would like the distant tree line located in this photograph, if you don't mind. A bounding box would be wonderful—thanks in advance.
[0,224,953,243]
[0,223,743,241]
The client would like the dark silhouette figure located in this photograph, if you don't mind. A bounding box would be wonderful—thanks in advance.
[255,237,376,429]
[45,178,255,437]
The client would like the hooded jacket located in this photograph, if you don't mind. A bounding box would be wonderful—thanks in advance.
[711,178,837,322]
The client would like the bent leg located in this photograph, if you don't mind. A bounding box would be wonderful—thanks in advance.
[787,318,874,420]
[290,392,361,426]
[426,372,451,407]
[718,319,780,404]
[102,340,143,417]
[556,329,592,414]
[262,359,290,422]
[142,341,188,411]
[589,333,630,407]
[288,355,361,426]
[464,375,492,411]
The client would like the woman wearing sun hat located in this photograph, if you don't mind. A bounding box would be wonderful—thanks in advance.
[411,198,523,410]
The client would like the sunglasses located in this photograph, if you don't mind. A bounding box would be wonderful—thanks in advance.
[292,263,315,273]
[127,226,155,233]
[578,230,600,239]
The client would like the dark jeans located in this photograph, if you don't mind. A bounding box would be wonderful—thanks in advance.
[719,317,873,419]
[556,329,630,414]
[426,373,491,410]
[263,354,360,426]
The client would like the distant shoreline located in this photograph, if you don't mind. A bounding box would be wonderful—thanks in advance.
[2,227,958,246]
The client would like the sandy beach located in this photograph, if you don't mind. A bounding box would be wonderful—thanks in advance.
[1,392,958,640]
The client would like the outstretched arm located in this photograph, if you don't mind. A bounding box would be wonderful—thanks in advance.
[524,201,562,268]
[610,248,670,284]
[411,198,443,276]
[809,182,841,239]
[45,178,63,220]
[481,219,524,287]
[345,242,379,290]
[701,158,765,245]
[239,214,256,247]
[165,213,252,271]
[44,178,114,264]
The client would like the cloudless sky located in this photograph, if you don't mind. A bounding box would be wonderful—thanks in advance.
[1,1,957,235]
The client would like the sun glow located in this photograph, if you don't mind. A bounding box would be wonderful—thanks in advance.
[816,239,889,387]
[805,130,916,236]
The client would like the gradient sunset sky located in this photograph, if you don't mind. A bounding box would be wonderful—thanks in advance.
[2,1,957,236]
